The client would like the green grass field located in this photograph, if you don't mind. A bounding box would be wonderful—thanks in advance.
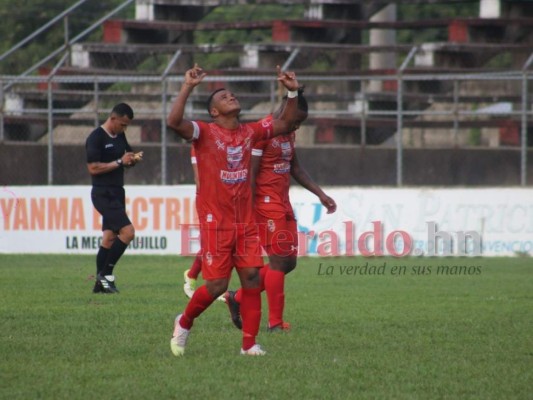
[1,255,531,399]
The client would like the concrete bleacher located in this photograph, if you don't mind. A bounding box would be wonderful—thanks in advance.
[3,0,533,145]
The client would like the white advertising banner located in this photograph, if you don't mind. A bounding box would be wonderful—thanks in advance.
[1,186,532,256]
[0,185,197,255]
[290,187,533,257]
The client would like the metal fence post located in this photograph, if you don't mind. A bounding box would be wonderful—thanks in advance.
[47,79,54,185]
[453,79,459,147]
[161,78,168,185]
[161,49,182,185]
[396,46,418,186]
[521,72,527,186]
[0,81,4,142]
[521,53,533,186]
[93,78,99,127]
[396,73,403,186]
[47,52,69,185]
[361,79,366,147]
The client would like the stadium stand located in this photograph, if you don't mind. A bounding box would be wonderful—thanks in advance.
[1,0,532,185]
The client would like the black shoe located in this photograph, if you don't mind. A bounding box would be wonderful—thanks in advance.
[225,291,242,330]
[94,274,119,294]
[93,280,104,293]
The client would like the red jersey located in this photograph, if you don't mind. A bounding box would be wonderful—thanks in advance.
[192,119,274,229]
[253,115,295,219]
[190,146,197,165]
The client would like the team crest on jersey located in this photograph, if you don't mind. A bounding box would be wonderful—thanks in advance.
[280,141,292,160]
[227,146,243,169]
[205,252,213,266]
[267,219,276,232]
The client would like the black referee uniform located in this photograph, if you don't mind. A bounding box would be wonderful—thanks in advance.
[86,126,133,232]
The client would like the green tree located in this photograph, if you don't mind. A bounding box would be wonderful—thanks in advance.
[0,0,132,75]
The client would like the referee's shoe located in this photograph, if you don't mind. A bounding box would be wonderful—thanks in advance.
[93,274,119,294]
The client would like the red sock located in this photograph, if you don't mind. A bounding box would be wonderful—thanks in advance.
[234,265,267,304]
[265,268,285,328]
[188,254,202,279]
[179,285,215,330]
[240,287,261,350]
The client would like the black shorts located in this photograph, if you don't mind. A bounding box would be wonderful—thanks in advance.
[91,186,132,232]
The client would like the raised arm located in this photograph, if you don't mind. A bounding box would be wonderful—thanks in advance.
[290,151,337,214]
[167,64,207,140]
[271,66,300,137]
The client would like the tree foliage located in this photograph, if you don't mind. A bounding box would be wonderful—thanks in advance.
[0,0,132,75]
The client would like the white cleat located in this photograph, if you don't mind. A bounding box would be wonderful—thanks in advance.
[240,344,266,356]
[170,314,190,357]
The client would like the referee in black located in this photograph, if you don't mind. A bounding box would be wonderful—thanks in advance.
[85,103,139,293]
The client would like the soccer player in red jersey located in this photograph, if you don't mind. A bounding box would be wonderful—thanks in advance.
[226,88,337,332]
[167,64,300,356]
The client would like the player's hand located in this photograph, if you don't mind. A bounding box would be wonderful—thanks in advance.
[184,64,207,88]
[320,195,337,214]
[276,65,299,91]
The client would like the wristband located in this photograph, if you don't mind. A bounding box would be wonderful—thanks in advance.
[116,158,123,166]
[287,90,298,98]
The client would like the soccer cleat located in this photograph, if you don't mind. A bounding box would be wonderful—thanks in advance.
[240,344,266,356]
[170,314,190,356]
[92,280,104,293]
[94,274,119,294]
[267,321,291,333]
[225,291,242,330]
[183,269,196,299]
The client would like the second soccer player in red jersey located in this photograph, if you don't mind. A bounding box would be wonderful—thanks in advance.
[226,88,337,332]
[167,64,301,356]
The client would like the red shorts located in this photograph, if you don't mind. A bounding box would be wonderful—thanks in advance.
[256,212,298,257]
[200,224,263,280]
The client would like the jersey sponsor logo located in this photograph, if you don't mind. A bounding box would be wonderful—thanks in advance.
[105,144,114,148]
[267,219,276,232]
[205,251,213,266]
[220,169,248,184]
[227,145,243,170]
[273,161,291,174]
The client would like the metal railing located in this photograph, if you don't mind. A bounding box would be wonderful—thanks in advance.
[1,0,532,187]
[1,64,532,186]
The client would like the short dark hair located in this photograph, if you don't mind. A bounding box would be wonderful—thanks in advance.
[206,88,226,115]
[111,103,134,120]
